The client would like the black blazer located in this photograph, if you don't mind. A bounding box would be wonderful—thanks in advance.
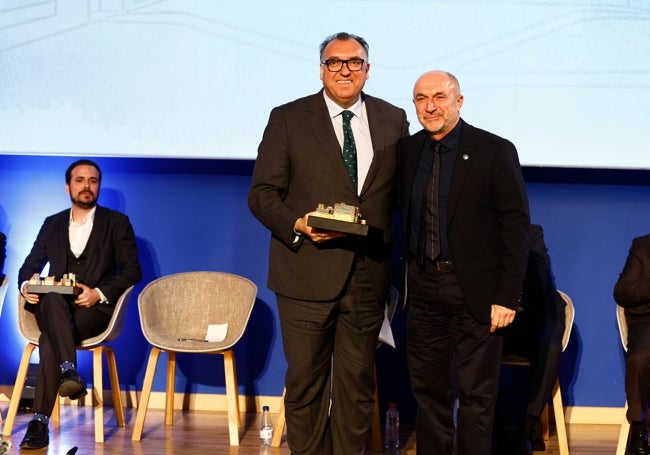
[399,120,530,323]
[18,205,142,315]
[248,90,409,302]
[614,234,650,318]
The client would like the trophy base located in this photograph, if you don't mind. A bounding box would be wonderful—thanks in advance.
[307,215,369,236]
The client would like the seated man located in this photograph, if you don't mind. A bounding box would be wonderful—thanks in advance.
[493,224,566,454]
[614,234,650,455]
[17,159,141,450]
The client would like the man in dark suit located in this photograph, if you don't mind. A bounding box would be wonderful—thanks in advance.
[248,32,409,454]
[494,223,566,454]
[398,71,530,455]
[614,234,650,455]
[17,159,142,450]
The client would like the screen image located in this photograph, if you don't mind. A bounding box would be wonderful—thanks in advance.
[1,0,648,168]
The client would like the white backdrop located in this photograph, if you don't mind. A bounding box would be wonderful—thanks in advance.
[1,0,649,168]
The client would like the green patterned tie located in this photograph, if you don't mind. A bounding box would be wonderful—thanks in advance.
[341,110,358,191]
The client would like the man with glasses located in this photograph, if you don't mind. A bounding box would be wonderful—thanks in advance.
[249,32,408,454]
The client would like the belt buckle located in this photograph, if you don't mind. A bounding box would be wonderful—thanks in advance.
[435,260,454,273]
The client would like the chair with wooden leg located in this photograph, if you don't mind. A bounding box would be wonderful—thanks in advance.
[2,286,133,443]
[500,289,575,455]
[131,271,257,446]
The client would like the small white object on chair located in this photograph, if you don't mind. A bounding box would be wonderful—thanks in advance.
[206,323,228,342]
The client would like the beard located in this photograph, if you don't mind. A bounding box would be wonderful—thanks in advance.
[70,190,98,209]
[424,119,450,137]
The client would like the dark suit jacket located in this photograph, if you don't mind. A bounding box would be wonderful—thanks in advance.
[248,90,409,302]
[399,120,530,323]
[18,205,142,315]
[614,234,650,318]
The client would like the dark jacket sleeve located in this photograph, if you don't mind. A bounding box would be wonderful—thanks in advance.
[614,235,650,316]
[18,211,67,288]
[93,209,142,305]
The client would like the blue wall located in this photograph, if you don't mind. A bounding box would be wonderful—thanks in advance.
[1,155,648,419]
[0,155,282,402]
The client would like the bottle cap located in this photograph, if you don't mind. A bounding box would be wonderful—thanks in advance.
[263,405,270,411]
[389,402,397,407]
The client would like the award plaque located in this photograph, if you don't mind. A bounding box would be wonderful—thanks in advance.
[307,203,369,236]
[26,273,82,295]
[26,283,81,295]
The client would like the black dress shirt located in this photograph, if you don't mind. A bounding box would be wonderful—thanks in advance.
[409,122,461,260]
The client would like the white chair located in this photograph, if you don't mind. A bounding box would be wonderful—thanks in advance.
[500,289,575,455]
[272,286,400,448]
[131,271,257,446]
[615,305,629,455]
[2,286,134,443]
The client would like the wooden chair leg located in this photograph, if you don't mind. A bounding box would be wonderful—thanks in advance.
[105,347,125,427]
[132,347,161,441]
[551,379,570,455]
[616,401,630,455]
[2,343,36,436]
[92,347,105,443]
[223,350,240,445]
[165,351,176,426]
[272,388,286,447]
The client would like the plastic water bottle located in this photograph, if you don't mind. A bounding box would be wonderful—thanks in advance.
[259,405,274,446]
[384,402,400,448]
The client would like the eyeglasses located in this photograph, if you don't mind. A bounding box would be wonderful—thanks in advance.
[321,58,366,72]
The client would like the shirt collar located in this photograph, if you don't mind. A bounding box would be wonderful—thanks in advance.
[69,206,97,226]
[322,91,364,119]
[426,119,462,151]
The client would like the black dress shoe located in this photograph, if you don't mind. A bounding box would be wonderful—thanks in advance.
[528,430,546,451]
[19,420,49,450]
[626,428,649,455]
[58,369,87,399]
[519,437,532,455]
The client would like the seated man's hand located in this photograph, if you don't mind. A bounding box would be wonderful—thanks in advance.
[21,274,41,304]
[21,286,40,305]
[74,284,100,308]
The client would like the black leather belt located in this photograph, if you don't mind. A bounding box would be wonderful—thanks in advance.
[433,259,454,273]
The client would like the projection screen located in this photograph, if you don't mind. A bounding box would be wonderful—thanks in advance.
[1,0,648,169]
